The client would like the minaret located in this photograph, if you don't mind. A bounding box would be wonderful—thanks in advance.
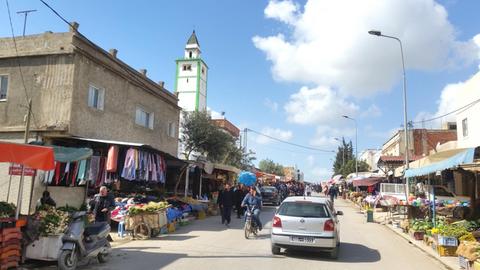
[175,30,208,112]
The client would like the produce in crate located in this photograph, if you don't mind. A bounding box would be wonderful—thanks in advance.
[128,201,169,215]
[0,202,16,218]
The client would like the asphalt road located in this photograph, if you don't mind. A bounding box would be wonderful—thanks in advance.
[29,197,449,270]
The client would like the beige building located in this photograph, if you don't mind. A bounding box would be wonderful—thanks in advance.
[0,24,181,212]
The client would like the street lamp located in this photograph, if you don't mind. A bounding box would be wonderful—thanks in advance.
[342,116,358,177]
[368,30,410,193]
[334,137,345,167]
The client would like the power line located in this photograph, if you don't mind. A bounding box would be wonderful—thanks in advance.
[412,97,480,125]
[246,128,334,153]
[5,0,39,128]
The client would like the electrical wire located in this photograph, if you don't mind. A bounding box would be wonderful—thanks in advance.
[246,128,334,153]
[411,97,480,125]
[5,0,39,128]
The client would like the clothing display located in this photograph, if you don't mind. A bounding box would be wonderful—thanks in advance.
[121,148,166,183]
[45,145,168,187]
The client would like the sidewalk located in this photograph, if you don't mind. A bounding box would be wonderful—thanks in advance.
[347,199,458,270]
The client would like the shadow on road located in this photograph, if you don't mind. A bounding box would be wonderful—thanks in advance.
[284,242,381,263]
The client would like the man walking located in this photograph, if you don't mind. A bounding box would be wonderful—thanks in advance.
[89,186,115,223]
[234,184,247,218]
[218,183,235,227]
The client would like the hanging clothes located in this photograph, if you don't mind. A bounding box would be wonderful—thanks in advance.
[54,161,61,185]
[89,156,101,183]
[77,160,87,182]
[121,148,136,180]
[106,145,119,172]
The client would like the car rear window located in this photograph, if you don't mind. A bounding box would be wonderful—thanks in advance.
[262,187,276,193]
[278,202,330,218]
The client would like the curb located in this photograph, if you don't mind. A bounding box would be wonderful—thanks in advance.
[344,199,456,270]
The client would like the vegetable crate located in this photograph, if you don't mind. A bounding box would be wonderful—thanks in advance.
[437,235,459,247]
[409,231,425,241]
[459,256,473,270]
[437,245,458,257]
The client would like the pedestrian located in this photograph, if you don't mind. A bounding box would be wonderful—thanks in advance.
[89,186,115,223]
[234,184,246,218]
[218,183,235,227]
[36,190,56,210]
[217,184,225,224]
[328,185,338,204]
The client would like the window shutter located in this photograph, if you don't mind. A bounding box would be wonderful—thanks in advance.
[135,108,142,125]
[98,89,105,110]
[149,112,154,129]
[88,86,94,107]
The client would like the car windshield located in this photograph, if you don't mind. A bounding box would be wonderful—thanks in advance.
[278,202,330,218]
[261,187,276,193]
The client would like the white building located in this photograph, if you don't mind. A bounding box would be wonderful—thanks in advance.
[175,31,208,112]
[456,99,480,148]
[359,149,381,171]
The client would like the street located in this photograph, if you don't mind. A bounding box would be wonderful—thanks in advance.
[31,197,448,270]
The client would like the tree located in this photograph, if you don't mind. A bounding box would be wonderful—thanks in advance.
[259,159,285,176]
[180,111,215,160]
[332,138,369,177]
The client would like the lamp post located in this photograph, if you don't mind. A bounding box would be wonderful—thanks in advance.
[342,116,358,177]
[368,30,410,195]
[334,137,345,167]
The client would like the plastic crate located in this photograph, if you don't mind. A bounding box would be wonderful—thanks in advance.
[437,235,458,247]
[437,245,457,257]
[459,256,473,270]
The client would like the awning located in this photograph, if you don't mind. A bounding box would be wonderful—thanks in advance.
[0,141,55,170]
[213,163,240,174]
[52,145,93,162]
[404,148,475,178]
[352,177,383,187]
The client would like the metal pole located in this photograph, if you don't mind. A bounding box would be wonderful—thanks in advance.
[199,170,203,198]
[354,119,358,177]
[184,165,190,198]
[15,99,32,219]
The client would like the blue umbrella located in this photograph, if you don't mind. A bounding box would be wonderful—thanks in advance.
[238,171,257,186]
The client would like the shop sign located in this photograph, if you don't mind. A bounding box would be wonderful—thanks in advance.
[8,163,36,176]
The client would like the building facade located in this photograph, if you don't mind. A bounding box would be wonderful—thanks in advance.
[359,149,381,171]
[382,129,457,157]
[0,25,181,212]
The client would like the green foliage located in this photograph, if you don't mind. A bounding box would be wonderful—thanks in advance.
[410,219,433,232]
[180,111,256,169]
[0,202,16,218]
[259,159,285,176]
[332,138,369,177]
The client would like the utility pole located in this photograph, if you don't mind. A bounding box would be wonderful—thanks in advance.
[17,9,37,37]
[15,99,32,219]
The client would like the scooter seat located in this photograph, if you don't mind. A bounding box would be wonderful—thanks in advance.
[84,222,110,237]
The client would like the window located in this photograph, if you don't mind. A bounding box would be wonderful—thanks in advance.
[189,51,193,58]
[277,202,330,218]
[462,118,468,137]
[0,75,8,100]
[168,122,176,137]
[135,107,154,129]
[182,64,192,71]
[201,67,205,75]
[87,85,105,110]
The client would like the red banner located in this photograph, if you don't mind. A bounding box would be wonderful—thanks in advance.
[8,163,36,176]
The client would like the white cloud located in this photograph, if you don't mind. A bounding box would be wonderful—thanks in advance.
[256,127,293,144]
[311,167,333,181]
[309,126,354,148]
[306,155,315,166]
[207,107,223,119]
[284,86,359,125]
[360,104,382,118]
[254,0,479,97]
[264,98,279,112]
[264,0,299,24]
[415,72,480,128]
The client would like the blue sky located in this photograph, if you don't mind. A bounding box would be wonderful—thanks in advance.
[1,0,479,182]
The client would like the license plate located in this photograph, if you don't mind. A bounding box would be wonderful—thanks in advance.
[291,236,315,243]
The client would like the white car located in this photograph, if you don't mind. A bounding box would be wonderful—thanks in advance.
[270,196,342,259]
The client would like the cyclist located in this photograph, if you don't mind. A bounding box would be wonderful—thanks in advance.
[241,186,263,231]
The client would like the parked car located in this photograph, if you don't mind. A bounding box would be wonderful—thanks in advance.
[270,196,343,259]
[260,186,281,206]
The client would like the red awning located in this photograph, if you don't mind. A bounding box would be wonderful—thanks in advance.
[0,142,55,170]
[352,177,383,187]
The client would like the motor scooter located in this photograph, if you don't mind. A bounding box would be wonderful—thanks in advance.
[244,205,258,239]
[58,211,111,270]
